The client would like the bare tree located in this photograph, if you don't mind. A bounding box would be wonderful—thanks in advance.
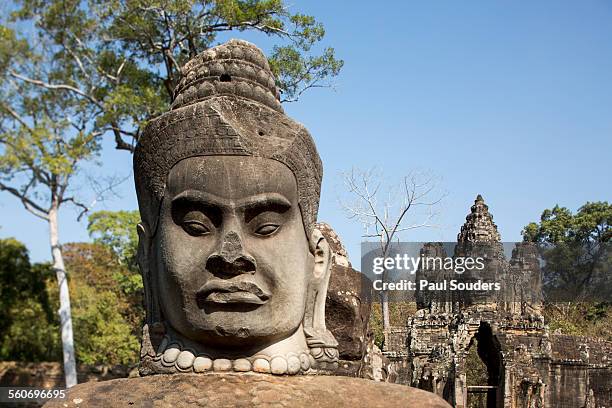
[341,167,445,335]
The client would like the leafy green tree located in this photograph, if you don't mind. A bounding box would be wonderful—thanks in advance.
[88,210,141,270]
[62,243,142,366]
[4,0,343,152]
[523,202,611,244]
[523,202,611,339]
[522,202,611,300]
[1,240,143,366]
[0,24,103,386]
[0,238,60,362]
[88,210,143,303]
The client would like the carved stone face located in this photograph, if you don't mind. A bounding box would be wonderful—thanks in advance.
[154,155,314,350]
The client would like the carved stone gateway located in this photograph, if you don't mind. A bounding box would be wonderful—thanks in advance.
[384,195,612,408]
[45,40,450,407]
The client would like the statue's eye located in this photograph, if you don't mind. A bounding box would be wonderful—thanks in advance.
[182,221,210,236]
[254,224,279,236]
[181,211,211,236]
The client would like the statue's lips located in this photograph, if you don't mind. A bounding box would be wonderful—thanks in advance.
[196,280,270,305]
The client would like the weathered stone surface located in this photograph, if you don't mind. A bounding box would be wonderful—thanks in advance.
[43,374,451,408]
[0,362,137,389]
[317,222,372,362]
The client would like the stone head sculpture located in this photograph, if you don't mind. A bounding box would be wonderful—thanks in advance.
[134,39,338,376]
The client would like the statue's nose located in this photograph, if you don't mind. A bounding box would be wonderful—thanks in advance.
[206,231,256,276]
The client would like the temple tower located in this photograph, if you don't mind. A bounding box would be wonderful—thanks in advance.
[457,195,501,243]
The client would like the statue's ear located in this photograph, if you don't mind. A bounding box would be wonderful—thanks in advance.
[137,222,158,325]
[136,222,150,282]
[136,222,166,369]
[303,228,331,330]
[311,228,332,283]
[303,227,339,369]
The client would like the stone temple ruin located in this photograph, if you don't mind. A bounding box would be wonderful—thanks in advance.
[383,195,612,408]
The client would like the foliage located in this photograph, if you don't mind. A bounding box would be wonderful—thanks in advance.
[1,297,61,362]
[3,0,343,152]
[522,202,611,300]
[523,202,611,244]
[0,238,59,362]
[70,283,140,365]
[369,301,417,349]
[369,303,384,349]
[88,210,141,271]
[523,202,611,339]
[0,17,101,206]
[62,242,143,365]
[1,16,103,385]
[543,302,611,342]
[0,54,100,220]
[465,339,487,408]
[87,210,143,305]
[0,238,143,365]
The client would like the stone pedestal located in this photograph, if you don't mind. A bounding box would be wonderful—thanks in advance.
[44,374,451,407]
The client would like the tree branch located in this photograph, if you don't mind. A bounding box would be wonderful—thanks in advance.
[0,181,50,220]
[9,71,104,110]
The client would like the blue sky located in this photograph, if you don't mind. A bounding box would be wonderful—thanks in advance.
[1,0,611,266]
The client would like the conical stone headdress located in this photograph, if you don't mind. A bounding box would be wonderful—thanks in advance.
[134,39,323,238]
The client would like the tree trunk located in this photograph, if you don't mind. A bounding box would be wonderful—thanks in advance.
[381,258,390,334]
[381,291,390,334]
[48,206,78,388]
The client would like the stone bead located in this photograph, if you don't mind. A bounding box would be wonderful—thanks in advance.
[310,347,323,358]
[228,63,240,77]
[172,94,183,108]
[217,47,230,59]
[251,51,264,67]
[216,81,233,95]
[267,93,281,109]
[210,62,224,77]
[233,358,252,372]
[252,358,271,373]
[162,346,180,364]
[231,46,244,60]
[242,83,254,99]
[196,84,210,100]
[202,50,216,61]
[193,356,213,372]
[257,70,269,86]
[176,350,195,370]
[299,353,311,371]
[309,354,316,368]
[243,49,255,64]
[236,81,250,96]
[202,82,215,96]
[270,356,288,375]
[267,76,276,90]
[213,358,232,372]
[243,65,256,81]
[253,86,265,104]
[184,85,197,101]
[287,355,301,375]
